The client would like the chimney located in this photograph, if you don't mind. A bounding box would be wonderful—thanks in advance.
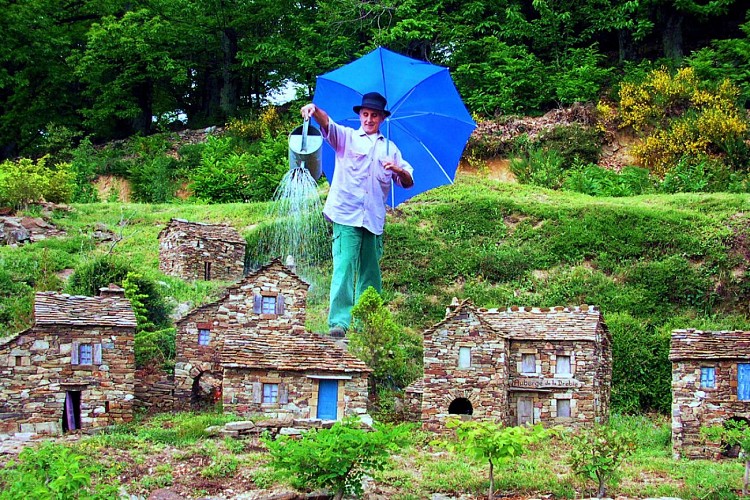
[99,283,126,298]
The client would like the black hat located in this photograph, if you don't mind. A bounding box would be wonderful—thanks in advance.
[353,92,391,117]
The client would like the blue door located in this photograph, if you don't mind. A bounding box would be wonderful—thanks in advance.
[317,380,338,420]
[739,364,750,401]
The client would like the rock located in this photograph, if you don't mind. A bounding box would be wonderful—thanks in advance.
[225,420,256,431]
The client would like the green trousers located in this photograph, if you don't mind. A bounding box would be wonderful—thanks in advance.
[328,223,383,330]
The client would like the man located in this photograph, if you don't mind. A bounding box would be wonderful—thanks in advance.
[301,92,414,337]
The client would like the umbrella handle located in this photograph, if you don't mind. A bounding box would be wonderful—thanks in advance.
[301,118,309,152]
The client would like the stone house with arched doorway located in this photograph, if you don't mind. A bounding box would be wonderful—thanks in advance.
[173,259,370,421]
[670,329,750,459]
[158,218,246,282]
[409,299,611,432]
[0,286,137,435]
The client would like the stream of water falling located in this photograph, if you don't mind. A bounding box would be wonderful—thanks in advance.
[256,166,330,285]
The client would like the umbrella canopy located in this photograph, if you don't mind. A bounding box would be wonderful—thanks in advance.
[313,46,476,207]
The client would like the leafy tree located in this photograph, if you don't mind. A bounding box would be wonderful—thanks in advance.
[123,272,175,368]
[447,419,555,500]
[263,418,407,499]
[349,287,422,394]
[568,424,635,498]
[702,419,750,495]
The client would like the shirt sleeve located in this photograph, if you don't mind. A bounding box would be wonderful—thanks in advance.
[392,147,415,188]
[321,119,346,155]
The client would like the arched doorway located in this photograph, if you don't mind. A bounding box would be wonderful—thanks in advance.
[448,397,473,415]
[191,371,222,410]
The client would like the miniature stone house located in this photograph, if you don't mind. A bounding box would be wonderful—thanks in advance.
[0,287,137,435]
[410,300,611,432]
[174,259,370,420]
[158,218,246,281]
[670,329,750,459]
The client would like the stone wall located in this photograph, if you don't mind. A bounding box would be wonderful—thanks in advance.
[506,339,606,427]
[159,229,245,282]
[672,360,750,459]
[223,368,369,420]
[0,325,135,435]
[134,366,175,415]
[421,310,509,432]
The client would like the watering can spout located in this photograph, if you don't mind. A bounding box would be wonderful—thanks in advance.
[288,119,323,180]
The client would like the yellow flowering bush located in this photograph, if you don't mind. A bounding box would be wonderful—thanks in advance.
[615,66,749,177]
[225,106,284,140]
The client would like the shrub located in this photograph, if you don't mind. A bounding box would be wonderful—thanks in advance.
[608,312,671,414]
[553,46,612,106]
[537,124,603,166]
[129,155,178,203]
[453,38,548,116]
[563,164,655,197]
[69,138,101,203]
[0,157,74,209]
[658,155,749,193]
[66,256,172,330]
[616,66,750,177]
[0,442,120,499]
[263,418,407,499]
[509,147,566,189]
[188,134,286,203]
[349,287,423,393]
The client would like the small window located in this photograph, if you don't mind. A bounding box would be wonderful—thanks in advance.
[79,344,93,365]
[458,347,471,368]
[198,328,211,346]
[521,353,536,373]
[557,398,571,418]
[700,367,716,389]
[197,239,204,249]
[261,296,276,315]
[556,355,571,375]
[15,356,22,367]
[263,383,278,404]
[204,261,212,280]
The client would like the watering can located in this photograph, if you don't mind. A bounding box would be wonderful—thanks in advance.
[288,119,323,180]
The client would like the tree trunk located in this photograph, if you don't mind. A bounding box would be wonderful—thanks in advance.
[220,27,240,118]
[661,10,684,61]
[131,77,153,136]
[488,458,494,499]
[744,459,749,495]
[597,472,606,498]
[617,29,636,62]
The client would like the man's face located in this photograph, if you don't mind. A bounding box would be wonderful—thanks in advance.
[359,108,385,134]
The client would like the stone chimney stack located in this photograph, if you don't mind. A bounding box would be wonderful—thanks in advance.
[99,283,126,298]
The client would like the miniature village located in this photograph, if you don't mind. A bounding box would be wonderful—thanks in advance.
[1,217,749,460]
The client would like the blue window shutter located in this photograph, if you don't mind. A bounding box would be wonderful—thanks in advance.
[253,294,262,314]
[93,344,102,365]
[738,364,750,400]
[275,294,285,315]
[71,342,79,365]
[279,383,288,404]
[252,382,262,404]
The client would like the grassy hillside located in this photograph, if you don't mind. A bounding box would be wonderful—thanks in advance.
[1,172,749,413]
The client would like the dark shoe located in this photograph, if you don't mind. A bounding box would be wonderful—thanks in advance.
[329,326,346,338]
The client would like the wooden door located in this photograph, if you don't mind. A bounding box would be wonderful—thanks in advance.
[517,398,534,425]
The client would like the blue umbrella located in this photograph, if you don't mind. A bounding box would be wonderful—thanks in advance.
[313,46,476,207]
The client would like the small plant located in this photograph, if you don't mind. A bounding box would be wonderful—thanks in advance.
[446,419,556,500]
[0,441,120,499]
[567,424,635,498]
[702,419,750,495]
[201,454,240,479]
[263,418,407,499]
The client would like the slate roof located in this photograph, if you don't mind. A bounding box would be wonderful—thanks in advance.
[670,329,750,361]
[158,218,245,245]
[33,291,137,328]
[426,301,605,342]
[221,329,370,373]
